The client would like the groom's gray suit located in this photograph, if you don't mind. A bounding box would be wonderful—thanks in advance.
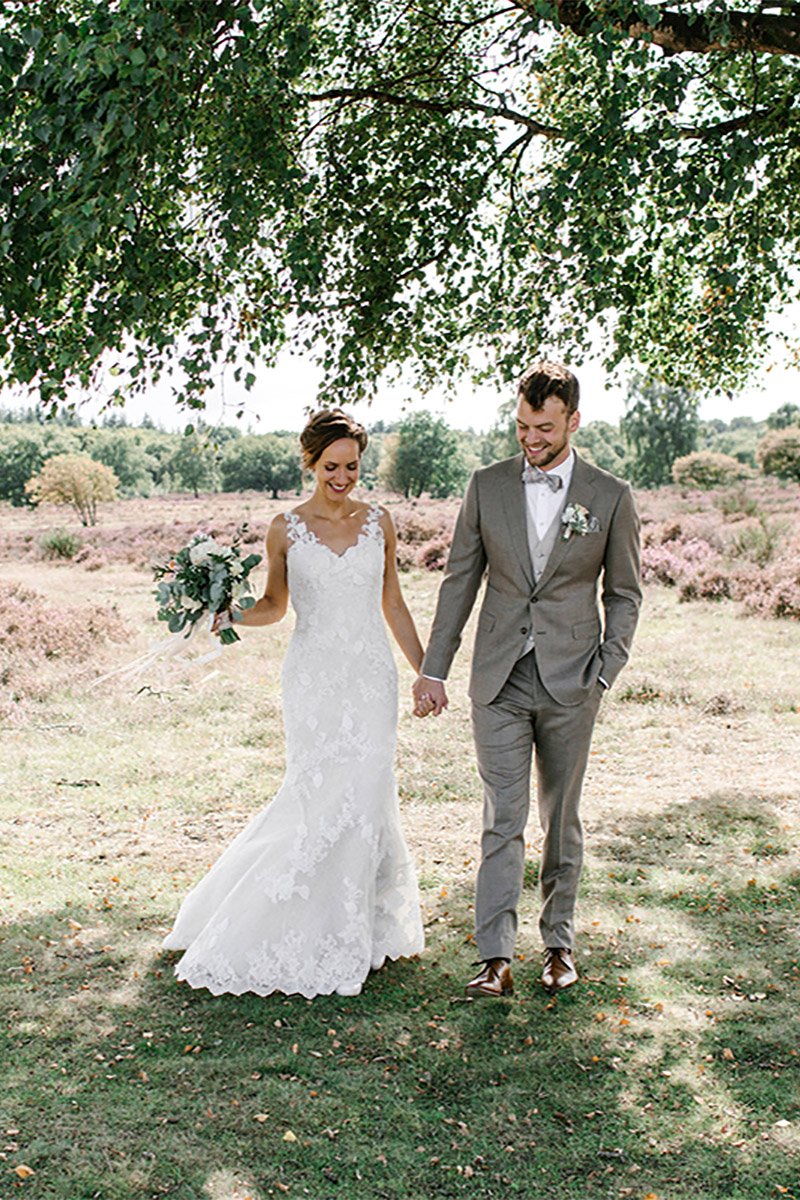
[421,450,641,956]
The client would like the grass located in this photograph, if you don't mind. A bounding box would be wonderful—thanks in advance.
[1,497,800,1200]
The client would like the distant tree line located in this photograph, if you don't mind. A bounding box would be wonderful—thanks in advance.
[3,388,799,511]
[0,408,482,507]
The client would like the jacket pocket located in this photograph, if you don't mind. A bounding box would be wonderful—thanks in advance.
[572,618,601,641]
[477,609,496,636]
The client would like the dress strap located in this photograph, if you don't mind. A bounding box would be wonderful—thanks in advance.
[284,511,310,545]
[364,502,383,536]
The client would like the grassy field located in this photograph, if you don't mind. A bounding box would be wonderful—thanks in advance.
[1,493,799,1200]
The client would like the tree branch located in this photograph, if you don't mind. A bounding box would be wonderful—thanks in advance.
[296,86,563,137]
[540,0,800,56]
[676,107,784,136]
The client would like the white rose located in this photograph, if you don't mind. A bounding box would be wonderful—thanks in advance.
[181,595,204,611]
[188,538,218,564]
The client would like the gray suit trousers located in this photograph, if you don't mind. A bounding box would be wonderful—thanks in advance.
[471,650,603,957]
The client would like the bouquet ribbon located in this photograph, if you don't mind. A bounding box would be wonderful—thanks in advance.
[91,613,227,689]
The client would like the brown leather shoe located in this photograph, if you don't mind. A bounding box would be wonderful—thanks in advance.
[465,958,514,999]
[542,947,578,991]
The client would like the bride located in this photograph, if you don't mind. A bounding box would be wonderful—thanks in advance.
[162,409,429,998]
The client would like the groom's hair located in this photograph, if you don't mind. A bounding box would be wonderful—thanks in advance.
[517,361,580,415]
[300,408,369,468]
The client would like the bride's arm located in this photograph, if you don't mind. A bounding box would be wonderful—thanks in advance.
[379,509,425,673]
[235,514,290,627]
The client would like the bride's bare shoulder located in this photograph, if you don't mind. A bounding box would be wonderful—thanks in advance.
[265,511,292,549]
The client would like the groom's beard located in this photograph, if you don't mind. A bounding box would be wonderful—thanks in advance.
[522,434,569,470]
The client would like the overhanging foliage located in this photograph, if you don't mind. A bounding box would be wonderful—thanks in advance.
[1,0,798,413]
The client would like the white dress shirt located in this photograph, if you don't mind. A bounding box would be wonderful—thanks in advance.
[525,448,574,541]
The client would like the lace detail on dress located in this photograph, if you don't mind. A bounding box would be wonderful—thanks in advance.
[162,500,424,998]
[284,501,382,557]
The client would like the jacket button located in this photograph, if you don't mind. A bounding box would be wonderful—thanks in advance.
[531,597,539,604]
[520,626,528,635]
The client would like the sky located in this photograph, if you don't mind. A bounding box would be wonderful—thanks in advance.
[4,333,797,435]
[64,344,798,435]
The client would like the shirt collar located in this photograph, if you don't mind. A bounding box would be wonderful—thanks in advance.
[546,447,575,490]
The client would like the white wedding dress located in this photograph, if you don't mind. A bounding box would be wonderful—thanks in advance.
[162,503,424,998]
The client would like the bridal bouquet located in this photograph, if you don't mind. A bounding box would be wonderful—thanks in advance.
[153,529,262,644]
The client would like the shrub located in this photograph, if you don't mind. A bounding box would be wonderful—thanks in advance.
[715,486,760,518]
[394,508,451,546]
[757,428,800,481]
[73,545,108,571]
[0,582,130,721]
[25,453,118,525]
[678,567,733,602]
[640,542,687,587]
[641,535,724,589]
[416,536,451,571]
[393,540,418,572]
[671,451,750,489]
[738,556,800,621]
[728,515,789,567]
[39,528,83,560]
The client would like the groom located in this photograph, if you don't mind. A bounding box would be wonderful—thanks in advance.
[413,361,641,997]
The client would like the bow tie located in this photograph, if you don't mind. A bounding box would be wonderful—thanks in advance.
[522,463,563,492]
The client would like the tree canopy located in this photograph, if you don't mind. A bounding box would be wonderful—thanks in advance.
[621,376,699,485]
[2,0,799,415]
[25,451,118,524]
[380,410,469,496]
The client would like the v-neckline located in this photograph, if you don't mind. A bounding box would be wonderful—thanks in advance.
[289,506,374,559]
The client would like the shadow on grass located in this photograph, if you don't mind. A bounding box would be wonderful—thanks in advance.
[583,788,800,1187]
[2,788,799,1199]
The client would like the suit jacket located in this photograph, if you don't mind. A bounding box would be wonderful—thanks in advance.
[421,452,642,707]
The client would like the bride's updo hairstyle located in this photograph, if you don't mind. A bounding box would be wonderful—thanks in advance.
[299,408,368,469]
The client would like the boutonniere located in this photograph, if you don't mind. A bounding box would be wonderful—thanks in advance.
[561,503,600,540]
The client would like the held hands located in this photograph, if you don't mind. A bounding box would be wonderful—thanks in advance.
[412,675,448,719]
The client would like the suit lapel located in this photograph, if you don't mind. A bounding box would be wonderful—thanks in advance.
[532,453,598,594]
[498,454,535,590]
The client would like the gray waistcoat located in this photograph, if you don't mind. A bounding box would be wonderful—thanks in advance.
[520,501,566,656]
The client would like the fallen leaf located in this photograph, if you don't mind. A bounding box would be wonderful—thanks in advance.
[723,1048,735,1061]
[254,1113,269,1123]
[283,1130,297,1143]
[14,1165,35,1179]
